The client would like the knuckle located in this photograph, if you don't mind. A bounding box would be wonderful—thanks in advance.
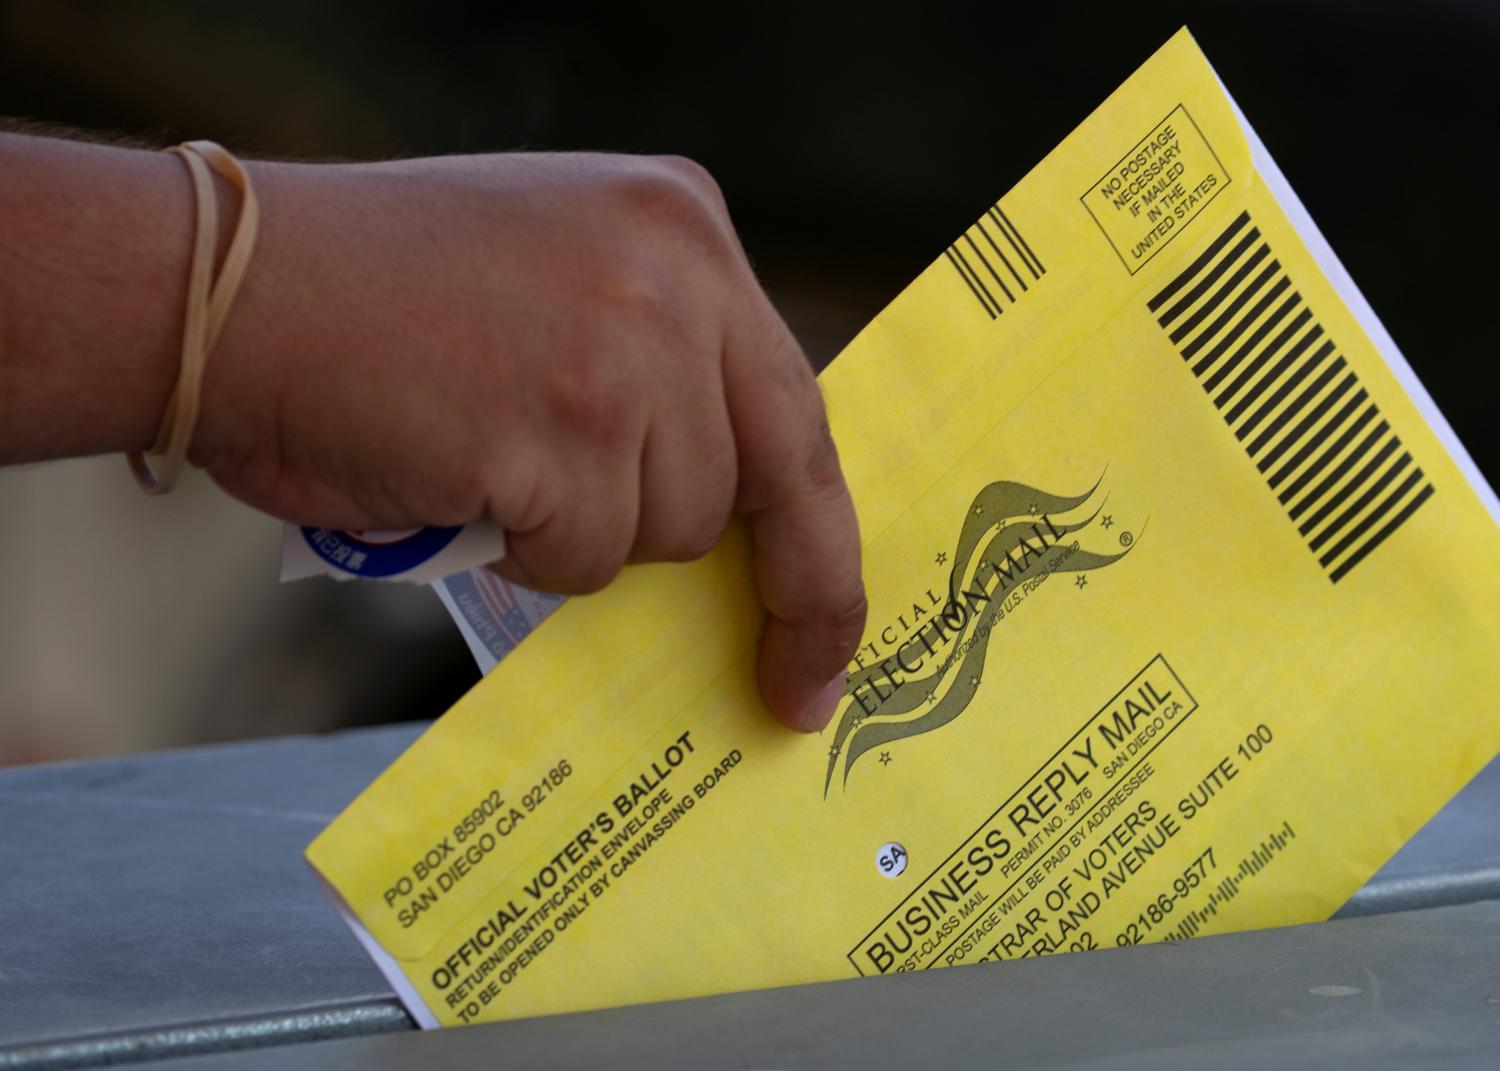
[675,530,727,563]
[610,157,734,258]
[640,522,721,565]
[824,589,869,648]
[612,161,700,219]
[671,499,734,562]
[567,556,622,595]
[542,347,638,446]
[644,447,737,563]
[515,541,625,597]
[599,268,694,352]
[777,574,868,659]
[651,154,726,208]
[480,450,557,534]
[804,414,844,493]
[760,323,821,413]
[808,593,869,670]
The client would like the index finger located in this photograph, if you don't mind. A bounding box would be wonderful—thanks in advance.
[724,302,866,732]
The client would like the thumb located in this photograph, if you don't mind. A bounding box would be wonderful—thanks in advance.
[726,312,866,732]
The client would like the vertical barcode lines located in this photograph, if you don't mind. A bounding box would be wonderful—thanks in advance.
[946,203,1045,318]
[1148,210,1432,582]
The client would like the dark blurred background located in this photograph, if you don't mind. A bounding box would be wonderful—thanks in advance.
[2,0,1494,761]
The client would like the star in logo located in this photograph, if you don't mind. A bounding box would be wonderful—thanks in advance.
[851,715,866,728]
[828,743,841,757]
[935,551,948,566]
[974,505,984,515]
[879,751,892,766]
[1028,502,1040,515]
[1101,515,1115,529]
[969,675,981,688]
[1075,574,1089,589]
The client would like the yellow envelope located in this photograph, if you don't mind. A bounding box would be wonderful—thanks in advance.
[308,28,1500,1028]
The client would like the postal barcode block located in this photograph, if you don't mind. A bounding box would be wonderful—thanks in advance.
[1149,210,1433,582]
[944,204,1045,319]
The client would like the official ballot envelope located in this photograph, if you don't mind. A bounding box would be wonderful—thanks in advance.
[308,28,1500,1028]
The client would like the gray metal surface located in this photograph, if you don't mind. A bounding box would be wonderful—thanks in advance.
[1340,754,1500,917]
[140,900,1500,1071]
[0,1008,406,1071]
[0,725,423,1066]
[1,725,1495,1069]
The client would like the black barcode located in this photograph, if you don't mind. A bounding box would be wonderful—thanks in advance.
[944,204,1045,319]
[1150,210,1433,583]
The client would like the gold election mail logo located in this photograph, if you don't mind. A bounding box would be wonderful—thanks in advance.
[827,477,1136,792]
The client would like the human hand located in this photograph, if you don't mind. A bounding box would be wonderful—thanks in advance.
[195,152,866,731]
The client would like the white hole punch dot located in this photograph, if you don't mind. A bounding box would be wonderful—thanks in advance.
[876,842,908,878]
[1309,985,1362,997]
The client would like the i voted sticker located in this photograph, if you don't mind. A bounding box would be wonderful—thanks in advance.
[300,526,462,578]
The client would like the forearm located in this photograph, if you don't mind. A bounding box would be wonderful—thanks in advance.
[0,139,868,729]
[0,132,220,463]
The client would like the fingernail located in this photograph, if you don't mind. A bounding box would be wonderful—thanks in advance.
[802,673,848,732]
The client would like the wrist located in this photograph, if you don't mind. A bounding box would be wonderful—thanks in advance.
[0,133,242,462]
[187,156,308,483]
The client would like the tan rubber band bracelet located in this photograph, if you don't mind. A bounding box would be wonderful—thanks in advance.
[127,140,259,495]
